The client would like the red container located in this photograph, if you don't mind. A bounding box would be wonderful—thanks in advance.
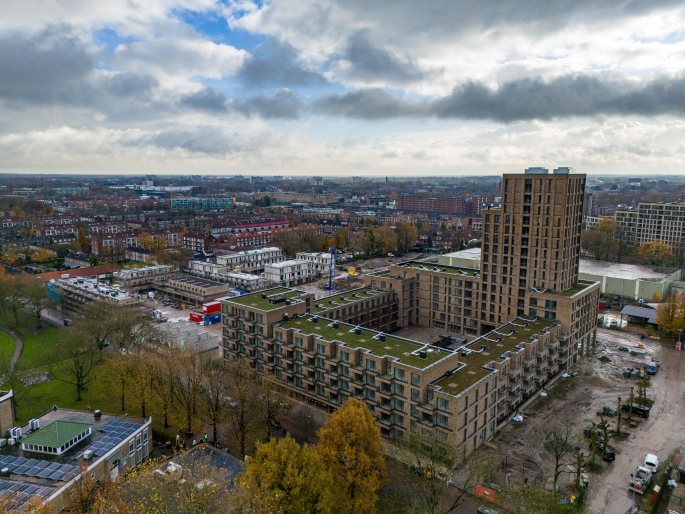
[598,301,607,309]
[202,301,221,314]
[189,312,204,322]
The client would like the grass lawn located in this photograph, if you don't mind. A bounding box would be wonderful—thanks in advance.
[0,331,15,364]
[16,327,61,370]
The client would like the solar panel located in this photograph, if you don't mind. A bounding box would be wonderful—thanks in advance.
[35,461,50,469]
[38,469,52,479]
[27,467,41,477]
[12,458,26,466]
[0,481,10,490]
[47,462,61,471]
[2,456,16,464]
[22,486,38,495]
[36,487,52,498]
[14,466,29,475]
[24,459,39,467]
[7,483,23,492]
[48,471,64,481]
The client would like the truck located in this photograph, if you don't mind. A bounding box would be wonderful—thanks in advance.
[628,466,652,495]
[202,301,221,315]
[647,358,660,375]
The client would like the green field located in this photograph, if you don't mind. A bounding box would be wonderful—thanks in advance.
[17,328,61,370]
[0,331,15,364]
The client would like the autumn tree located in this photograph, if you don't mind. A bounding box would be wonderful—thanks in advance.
[315,398,386,514]
[173,350,205,435]
[23,279,53,328]
[237,436,335,514]
[76,227,89,252]
[0,275,28,328]
[395,221,418,254]
[226,358,261,456]
[149,348,176,429]
[258,376,291,440]
[655,292,685,339]
[637,240,675,266]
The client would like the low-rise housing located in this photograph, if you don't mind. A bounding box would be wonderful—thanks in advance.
[264,259,313,286]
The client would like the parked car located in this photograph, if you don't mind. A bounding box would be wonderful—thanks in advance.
[269,418,282,430]
[477,508,498,514]
[644,454,659,473]
[63,319,73,326]
[618,346,629,352]
[595,443,616,461]
[610,321,618,328]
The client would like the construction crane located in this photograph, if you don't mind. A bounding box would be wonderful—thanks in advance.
[324,246,335,291]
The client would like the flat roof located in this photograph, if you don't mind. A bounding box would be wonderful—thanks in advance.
[440,248,482,260]
[401,261,479,277]
[579,259,674,281]
[168,276,228,288]
[225,287,307,311]
[278,315,453,369]
[432,317,554,396]
[312,288,388,314]
[21,421,91,449]
[266,259,308,268]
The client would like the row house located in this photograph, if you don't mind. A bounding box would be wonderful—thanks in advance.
[91,233,139,256]
[183,230,216,253]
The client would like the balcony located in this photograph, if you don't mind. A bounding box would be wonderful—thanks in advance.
[509,367,521,379]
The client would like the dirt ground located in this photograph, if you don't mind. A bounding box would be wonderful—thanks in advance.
[484,327,685,514]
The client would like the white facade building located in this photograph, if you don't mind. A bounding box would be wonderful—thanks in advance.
[216,247,283,273]
[264,260,313,287]
[296,251,334,278]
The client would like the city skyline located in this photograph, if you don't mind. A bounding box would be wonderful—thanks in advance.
[2,1,685,175]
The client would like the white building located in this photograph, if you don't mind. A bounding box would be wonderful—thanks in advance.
[264,259,313,287]
[296,251,334,278]
[186,260,265,292]
[216,247,283,273]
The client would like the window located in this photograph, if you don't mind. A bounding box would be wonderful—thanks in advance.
[366,374,376,386]
[275,332,283,342]
[317,343,326,355]
[366,389,376,401]
[295,337,303,348]
[437,397,449,412]
[394,368,405,381]
[366,360,376,371]
[394,383,405,396]
[341,351,350,363]
[436,413,448,428]
[411,388,420,402]
[394,399,405,412]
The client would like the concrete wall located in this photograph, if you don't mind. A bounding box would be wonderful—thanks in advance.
[580,269,682,300]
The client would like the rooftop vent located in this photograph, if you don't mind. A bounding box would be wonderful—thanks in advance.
[419,350,427,359]
[481,345,487,352]
[311,316,318,324]
[261,293,267,299]
[332,322,339,329]
[378,333,386,342]
[283,313,289,321]
[461,351,468,357]
[354,327,361,335]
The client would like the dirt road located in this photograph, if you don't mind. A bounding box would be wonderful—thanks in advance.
[586,329,685,514]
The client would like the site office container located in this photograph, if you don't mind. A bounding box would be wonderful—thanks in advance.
[189,312,204,323]
[204,313,221,325]
[202,301,221,314]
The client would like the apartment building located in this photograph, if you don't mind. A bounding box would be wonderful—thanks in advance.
[170,197,232,211]
[264,260,313,287]
[156,276,232,306]
[615,202,685,247]
[296,251,334,278]
[52,277,139,310]
[221,288,564,457]
[216,247,284,273]
[114,265,177,293]
[186,260,265,292]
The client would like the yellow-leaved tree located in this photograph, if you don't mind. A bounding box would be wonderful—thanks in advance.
[315,398,386,514]
[237,436,334,514]
[656,292,685,339]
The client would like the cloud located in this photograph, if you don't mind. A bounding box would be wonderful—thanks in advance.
[180,87,228,112]
[0,25,94,104]
[148,126,236,154]
[313,73,685,121]
[237,38,327,86]
[231,90,304,119]
[331,30,427,84]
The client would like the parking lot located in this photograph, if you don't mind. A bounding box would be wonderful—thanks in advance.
[484,327,685,514]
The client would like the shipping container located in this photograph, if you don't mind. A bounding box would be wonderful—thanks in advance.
[189,312,204,323]
[204,313,221,325]
[202,301,222,314]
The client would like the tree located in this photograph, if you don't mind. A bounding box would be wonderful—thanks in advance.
[23,280,53,328]
[391,433,497,514]
[0,275,27,328]
[536,419,576,492]
[226,359,261,456]
[149,348,175,429]
[173,350,204,435]
[616,396,623,437]
[236,436,334,514]
[258,375,290,441]
[315,398,386,514]
[198,359,233,443]
[127,354,155,418]
[581,229,607,260]
[395,222,418,254]
[52,328,96,401]
[637,240,675,266]
[76,227,89,252]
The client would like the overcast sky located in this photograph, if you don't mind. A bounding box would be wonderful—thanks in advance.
[2,0,685,176]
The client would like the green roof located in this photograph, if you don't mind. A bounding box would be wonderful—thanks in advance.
[225,287,306,311]
[278,316,453,369]
[22,420,92,448]
[312,288,387,314]
[432,318,553,396]
[402,261,479,277]
[546,283,591,297]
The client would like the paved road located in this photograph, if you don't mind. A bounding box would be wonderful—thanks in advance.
[586,329,685,514]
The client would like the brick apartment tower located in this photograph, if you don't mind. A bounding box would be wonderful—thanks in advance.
[479,167,587,334]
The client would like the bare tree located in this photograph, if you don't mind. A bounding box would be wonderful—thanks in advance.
[226,358,261,456]
[536,418,577,492]
[258,375,290,440]
[173,350,204,435]
[198,359,233,443]
[51,328,96,402]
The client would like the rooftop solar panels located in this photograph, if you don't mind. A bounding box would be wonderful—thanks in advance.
[83,421,143,458]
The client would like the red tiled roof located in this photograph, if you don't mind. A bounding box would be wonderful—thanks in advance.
[33,264,121,283]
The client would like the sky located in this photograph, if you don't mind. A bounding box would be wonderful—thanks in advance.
[2,0,685,176]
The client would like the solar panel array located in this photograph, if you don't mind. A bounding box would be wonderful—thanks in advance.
[0,456,78,483]
[84,421,142,458]
[0,480,53,511]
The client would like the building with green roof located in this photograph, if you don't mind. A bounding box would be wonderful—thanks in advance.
[21,420,92,455]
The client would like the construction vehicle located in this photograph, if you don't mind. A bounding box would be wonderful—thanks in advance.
[628,466,653,495]
[348,267,359,277]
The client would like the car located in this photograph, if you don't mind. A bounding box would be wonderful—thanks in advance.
[101,339,110,347]
[618,346,629,352]
[63,319,73,326]
[595,443,616,461]
[269,418,282,430]
[610,321,618,328]
[644,454,659,473]
[477,507,498,514]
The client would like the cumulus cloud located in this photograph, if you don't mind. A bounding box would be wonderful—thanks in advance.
[237,38,327,86]
[180,87,303,118]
